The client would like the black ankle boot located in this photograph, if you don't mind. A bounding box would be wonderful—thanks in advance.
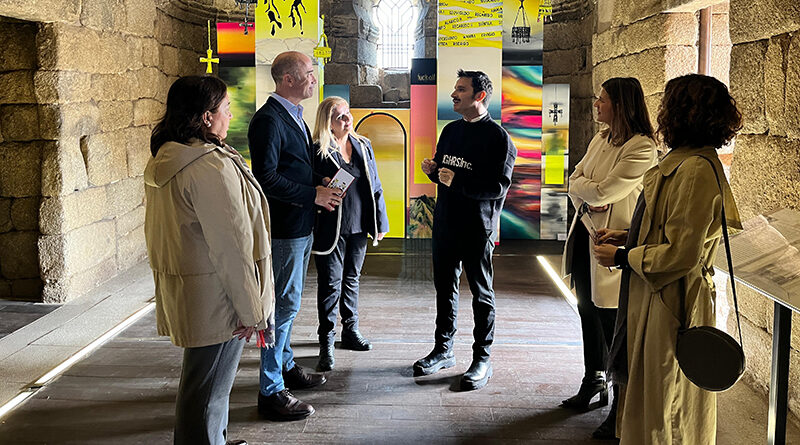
[560,371,608,411]
[317,340,335,372]
[413,348,455,376]
[341,329,372,351]
[592,383,619,440]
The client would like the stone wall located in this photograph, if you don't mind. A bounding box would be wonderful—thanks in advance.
[728,0,800,419]
[543,0,595,167]
[0,18,46,300]
[0,0,215,302]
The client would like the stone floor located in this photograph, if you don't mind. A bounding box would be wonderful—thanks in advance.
[0,301,59,339]
[0,240,797,444]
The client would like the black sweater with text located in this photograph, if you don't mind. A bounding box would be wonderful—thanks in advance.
[426,114,517,234]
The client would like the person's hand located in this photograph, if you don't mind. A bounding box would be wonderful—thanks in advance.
[377,232,386,241]
[438,167,454,187]
[315,185,343,211]
[232,323,257,341]
[421,158,437,175]
[593,243,618,267]
[588,204,609,213]
[596,228,628,246]
[322,177,331,186]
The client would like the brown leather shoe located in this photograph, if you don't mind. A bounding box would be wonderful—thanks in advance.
[283,365,327,390]
[257,389,314,421]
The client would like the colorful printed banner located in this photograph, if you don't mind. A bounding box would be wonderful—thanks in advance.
[500,65,542,239]
[540,83,570,240]
[352,109,409,239]
[409,58,438,238]
[217,22,256,164]
[502,0,543,65]
[254,0,321,124]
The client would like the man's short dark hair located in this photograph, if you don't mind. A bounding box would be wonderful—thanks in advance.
[457,69,492,104]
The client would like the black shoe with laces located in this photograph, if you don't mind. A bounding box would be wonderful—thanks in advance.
[282,365,327,390]
[257,389,315,421]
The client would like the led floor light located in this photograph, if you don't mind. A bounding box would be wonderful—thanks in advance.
[0,302,155,421]
[536,255,579,310]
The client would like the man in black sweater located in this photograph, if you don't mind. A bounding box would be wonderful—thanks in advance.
[414,70,517,390]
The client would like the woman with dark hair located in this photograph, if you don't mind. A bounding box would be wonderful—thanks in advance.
[594,74,743,444]
[310,96,389,372]
[561,77,657,438]
[145,75,274,445]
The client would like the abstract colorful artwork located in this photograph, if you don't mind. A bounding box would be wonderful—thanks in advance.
[217,22,256,164]
[500,65,542,239]
[409,58,437,238]
[540,83,570,240]
[502,0,543,65]
[351,109,409,239]
[254,0,320,124]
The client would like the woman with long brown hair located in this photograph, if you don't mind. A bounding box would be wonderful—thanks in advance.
[561,77,657,439]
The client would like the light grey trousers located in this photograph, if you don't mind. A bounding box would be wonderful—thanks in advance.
[174,337,245,445]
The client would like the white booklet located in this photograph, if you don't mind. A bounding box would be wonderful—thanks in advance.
[328,168,355,192]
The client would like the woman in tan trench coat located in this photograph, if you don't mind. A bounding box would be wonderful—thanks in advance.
[561,77,657,439]
[594,74,743,444]
[145,76,274,445]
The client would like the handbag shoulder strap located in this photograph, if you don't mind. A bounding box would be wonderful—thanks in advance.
[677,155,743,347]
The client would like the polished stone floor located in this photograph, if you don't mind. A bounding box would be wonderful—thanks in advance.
[0,240,795,444]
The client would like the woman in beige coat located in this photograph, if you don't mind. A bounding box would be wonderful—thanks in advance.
[561,77,657,438]
[594,74,743,444]
[144,76,274,445]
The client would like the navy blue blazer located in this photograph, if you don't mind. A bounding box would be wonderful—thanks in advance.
[248,96,316,239]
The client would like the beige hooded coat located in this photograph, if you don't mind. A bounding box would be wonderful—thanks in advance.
[619,147,741,445]
[563,133,657,308]
[144,140,275,348]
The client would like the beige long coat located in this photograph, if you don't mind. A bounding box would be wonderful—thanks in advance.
[144,140,275,348]
[620,147,741,445]
[563,133,657,307]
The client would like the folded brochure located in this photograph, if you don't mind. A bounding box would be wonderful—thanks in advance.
[328,168,355,192]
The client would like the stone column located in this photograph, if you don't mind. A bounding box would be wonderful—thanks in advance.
[323,0,382,106]
[413,0,437,59]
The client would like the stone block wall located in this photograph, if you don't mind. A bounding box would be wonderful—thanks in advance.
[0,18,45,300]
[0,0,216,302]
[543,1,595,168]
[728,0,800,419]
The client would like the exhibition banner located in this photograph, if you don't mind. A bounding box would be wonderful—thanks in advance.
[217,22,256,164]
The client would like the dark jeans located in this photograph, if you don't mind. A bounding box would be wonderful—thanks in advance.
[315,232,368,342]
[571,222,617,375]
[174,337,244,445]
[432,228,496,360]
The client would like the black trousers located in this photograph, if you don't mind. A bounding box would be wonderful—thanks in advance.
[432,228,496,360]
[315,232,368,342]
[571,222,617,375]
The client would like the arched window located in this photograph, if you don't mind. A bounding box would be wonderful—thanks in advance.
[373,0,419,69]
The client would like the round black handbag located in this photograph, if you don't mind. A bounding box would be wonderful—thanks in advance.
[675,156,745,392]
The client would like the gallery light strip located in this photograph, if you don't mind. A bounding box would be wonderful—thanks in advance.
[0,302,156,421]
[536,255,579,312]
[34,302,156,386]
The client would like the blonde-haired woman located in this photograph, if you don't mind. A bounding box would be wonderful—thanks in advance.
[311,96,389,372]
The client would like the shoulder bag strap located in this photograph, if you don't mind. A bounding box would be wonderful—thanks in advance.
[694,155,744,347]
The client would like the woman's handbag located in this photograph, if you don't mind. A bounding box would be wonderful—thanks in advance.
[675,156,745,392]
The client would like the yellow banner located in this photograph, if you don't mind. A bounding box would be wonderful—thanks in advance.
[438,39,502,49]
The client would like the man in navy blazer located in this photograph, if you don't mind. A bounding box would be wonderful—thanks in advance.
[248,51,342,421]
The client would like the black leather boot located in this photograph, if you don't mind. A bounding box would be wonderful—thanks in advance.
[460,358,493,390]
[592,383,619,440]
[413,348,455,376]
[341,329,372,351]
[317,340,335,372]
[560,371,608,411]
